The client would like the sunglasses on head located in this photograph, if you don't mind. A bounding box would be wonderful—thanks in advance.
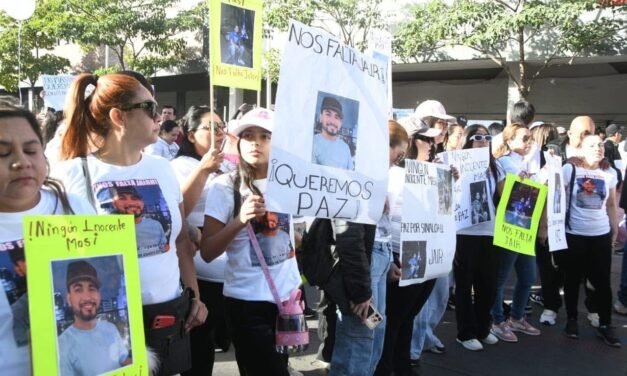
[120,100,159,120]
[470,134,492,142]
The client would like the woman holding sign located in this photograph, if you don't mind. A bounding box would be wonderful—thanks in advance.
[55,72,207,375]
[490,123,542,343]
[557,133,620,347]
[453,124,502,351]
[0,98,94,374]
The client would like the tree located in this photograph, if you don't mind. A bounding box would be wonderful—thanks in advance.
[0,3,70,92]
[395,0,626,100]
[50,0,202,77]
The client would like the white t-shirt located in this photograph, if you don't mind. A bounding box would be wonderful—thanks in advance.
[170,156,233,283]
[204,174,300,303]
[563,164,616,236]
[52,154,183,305]
[0,189,94,375]
[144,138,179,161]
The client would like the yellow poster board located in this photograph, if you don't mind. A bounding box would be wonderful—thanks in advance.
[493,174,547,255]
[24,215,147,376]
[210,0,263,90]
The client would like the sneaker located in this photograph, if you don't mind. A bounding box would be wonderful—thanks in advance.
[614,300,627,315]
[490,321,518,343]
[510,317,541,336]
[480,333,499,345]
[587,313,600,328]
[426,344,445,354]
[525,303,533,315]
[410,358,422,376]
[529,293,544,306]
[456,338,483,351]
[564,318,579,339]
[288,365,304,376]
[539,309,557,326]
[596,325,622,348]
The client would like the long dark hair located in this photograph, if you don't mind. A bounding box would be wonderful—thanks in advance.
[462,124,499,183]
[176,105,223,160]
[0,97,74,213]
[405,132,436,165]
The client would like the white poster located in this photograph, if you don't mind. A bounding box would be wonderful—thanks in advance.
[367,29,392,115]
[441,147,495,231]
[41,75,75,111]
[544,152,568,251]
[399,160,456,286]
[266,21,389,224]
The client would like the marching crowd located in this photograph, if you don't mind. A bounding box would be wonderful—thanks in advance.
[1,70,626,376]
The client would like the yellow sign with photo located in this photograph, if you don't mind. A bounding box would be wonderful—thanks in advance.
[24,215,147,376]
[210,0,263,90]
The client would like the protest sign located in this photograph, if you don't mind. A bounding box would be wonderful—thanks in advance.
[367,29,392,115]
[441,147,494,231]
[544,152,568,251]
[210,0,262,90]
[265,21,389,224]
[399,160,456,286]
[41,75,75,111]
[493,174,548,255]
[24,215,146,376]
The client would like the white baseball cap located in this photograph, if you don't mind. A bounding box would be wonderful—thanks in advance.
[229,107,274,136]
[397,116,442,138]
[414,100,455,121]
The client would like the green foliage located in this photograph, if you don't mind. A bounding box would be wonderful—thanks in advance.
[262,48,282,83]
[395,0,626,99]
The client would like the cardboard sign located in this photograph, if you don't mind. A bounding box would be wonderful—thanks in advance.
[42,75,75,111]
[493,174,548,255]
[441,147,494,231]
[209,0,262,90]
[399,160,456,286]
[24,215,147,376]
[265,21,389,224]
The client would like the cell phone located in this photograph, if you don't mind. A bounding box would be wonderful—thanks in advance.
[151,315,176,329]
[219,137,228,152]
[364,304,383,330]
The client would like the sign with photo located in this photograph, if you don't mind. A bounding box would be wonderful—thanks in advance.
[265,20,389,224]
[544,152,567,251]
[367,28,392,115]
[24,215,147,376]
[210,0,262,90]
[493,174,548,255]
[399,160,456,286]
[441,147,494,231]
[42,75,75,111]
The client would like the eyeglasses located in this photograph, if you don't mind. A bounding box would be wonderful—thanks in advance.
[120,101,159,120]
[470,134,492,142]
[197,122,227,133]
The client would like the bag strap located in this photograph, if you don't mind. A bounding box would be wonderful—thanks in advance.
[81,156,97,210]
[246,223,286,315]
[564,162,576,230]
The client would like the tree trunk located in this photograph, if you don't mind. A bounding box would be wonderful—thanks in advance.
[517,26,529,100]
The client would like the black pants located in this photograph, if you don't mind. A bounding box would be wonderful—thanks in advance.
[374,278,436,376]
[319,297,337,362]
[225,297,289,376]
[182,280,229,376]
[454,235,499,341]
[535,239,563,312]
[556,233,613,326]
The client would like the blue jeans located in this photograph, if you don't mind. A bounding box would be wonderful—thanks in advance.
[369,241,391,375]
[491,249,536,323]
[618,241,627,306]
[410,276,448,359]
[330,308,374,376]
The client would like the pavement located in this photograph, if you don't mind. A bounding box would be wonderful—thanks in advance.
[213,252,627,376]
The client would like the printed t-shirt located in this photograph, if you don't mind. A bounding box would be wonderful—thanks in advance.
[312,134,354,170]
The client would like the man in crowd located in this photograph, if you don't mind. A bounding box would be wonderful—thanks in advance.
[161,105,176,122]
[558,116,596,162]
[312,96,354,170]
[604,124,623,187]
[58,260,130,375]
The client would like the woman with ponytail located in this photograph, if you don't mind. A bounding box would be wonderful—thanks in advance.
[53,72,207,375]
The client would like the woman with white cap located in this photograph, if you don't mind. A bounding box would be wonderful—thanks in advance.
[200,108,301,375]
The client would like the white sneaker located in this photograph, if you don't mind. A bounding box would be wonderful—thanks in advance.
[288,365,304,376]
[480,333,499,345]
[456,338,484,351]
[587,313,600,328]
[540,309,557,326]
[614,301,627,315]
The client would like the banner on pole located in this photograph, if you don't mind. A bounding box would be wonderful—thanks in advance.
[544,152,568,251]
[399,160,456,286]
[493,174,547,255]
[24,215,147,376]
[210,0,262,90]
[441,147,494,231]
[41,75,75,111]
[265,21,389,224]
